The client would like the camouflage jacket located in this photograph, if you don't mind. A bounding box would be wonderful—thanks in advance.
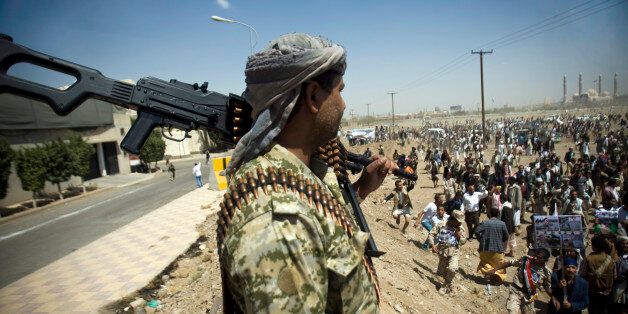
[221,143,379,313]
[428,222,467,257]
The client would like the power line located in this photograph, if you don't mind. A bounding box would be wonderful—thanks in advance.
[493,0,626,50]
[478,0,606,48]
[400,54,473,91]
[398,52,469,91]
[398,55,474,92]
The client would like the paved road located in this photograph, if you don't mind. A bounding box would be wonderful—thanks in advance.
[0,157,214,288]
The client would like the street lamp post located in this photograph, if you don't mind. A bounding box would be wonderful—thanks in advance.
[211,15,258,54]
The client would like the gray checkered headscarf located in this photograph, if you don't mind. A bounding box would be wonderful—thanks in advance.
[227,33,346,175]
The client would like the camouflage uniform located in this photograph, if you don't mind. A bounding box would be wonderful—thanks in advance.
[221,143,379,313]
[505,256,551,314]
[428,221,467,292]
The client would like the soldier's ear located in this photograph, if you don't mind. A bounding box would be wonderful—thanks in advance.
[303,81,322,114]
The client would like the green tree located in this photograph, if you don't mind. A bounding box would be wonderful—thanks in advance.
[15,146,47,208]
[140,129,166,171]
[0,137,14,200]
[44,139,74,200]
[68,134,95,193]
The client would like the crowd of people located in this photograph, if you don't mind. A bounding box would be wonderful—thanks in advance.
[377,112,627,313]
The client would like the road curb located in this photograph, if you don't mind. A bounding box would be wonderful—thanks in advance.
[117,172,160,188]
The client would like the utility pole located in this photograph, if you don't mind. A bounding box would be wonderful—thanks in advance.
[388,92,397,138]
[563,75,567,105]
[472,49,493,147]
[366,103,370,126]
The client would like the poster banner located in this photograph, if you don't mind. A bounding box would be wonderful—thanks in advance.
[533,215,584,249]
[595,210,618,226]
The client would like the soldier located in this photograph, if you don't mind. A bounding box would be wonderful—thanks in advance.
[428,211,467,295]
[218,33,395,313]
[488,248,553,314]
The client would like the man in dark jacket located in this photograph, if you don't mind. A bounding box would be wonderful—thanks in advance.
[549,257,589,313]
[501,202,516,257]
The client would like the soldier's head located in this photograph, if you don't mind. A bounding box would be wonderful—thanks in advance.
[437,206,445,217]
[619,236,628,255]
[454,191,463,200]
[467,183,475,193]
[488,206,500,218]
[394,179,404,191]
[570,190,578,200]
[229,33,347,171]
[434,194,444,205]
[609,178,618,187]
[532,248,550,265]
[447,214,462,229]
[591,235,610,254]
[508,176,516,185]
[563,258,578,278]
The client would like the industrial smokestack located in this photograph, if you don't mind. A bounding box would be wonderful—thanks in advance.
[598,75,602,95]
[563,75,567,104]
[578,73,582,95]
[614,73,618,97]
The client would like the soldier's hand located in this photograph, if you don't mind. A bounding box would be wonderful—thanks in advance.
[563,300,571,309]
[353,155,397,199]
[551,297,560,310]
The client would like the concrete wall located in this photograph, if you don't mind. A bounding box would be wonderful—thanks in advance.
[164,129,216,159]
[0,112,133,207]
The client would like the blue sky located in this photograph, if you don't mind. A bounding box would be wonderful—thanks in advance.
[1,0,627,115]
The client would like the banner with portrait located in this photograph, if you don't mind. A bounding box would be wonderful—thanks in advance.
[533,215,584,249]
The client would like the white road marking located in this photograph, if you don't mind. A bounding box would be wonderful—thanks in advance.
[0,185,152,242]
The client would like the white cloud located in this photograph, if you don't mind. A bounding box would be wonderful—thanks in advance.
[217,0,230,9]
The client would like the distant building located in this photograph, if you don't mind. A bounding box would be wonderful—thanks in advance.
[0,94,132,207]
[450,105,462,112]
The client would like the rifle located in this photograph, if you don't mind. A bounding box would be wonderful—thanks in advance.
[0,34,253,155]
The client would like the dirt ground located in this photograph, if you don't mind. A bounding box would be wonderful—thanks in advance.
[104,107,626,314]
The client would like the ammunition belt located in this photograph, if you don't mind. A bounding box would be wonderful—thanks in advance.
[217,163,381,304]
[316,138,350,182]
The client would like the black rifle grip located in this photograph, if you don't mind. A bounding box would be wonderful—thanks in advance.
[120,111,163,155]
